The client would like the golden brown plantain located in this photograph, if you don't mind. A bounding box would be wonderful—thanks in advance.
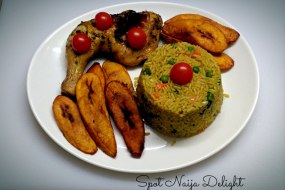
[87,62,106,89]
[213,53,234,71]
[76,73,117,158]
[102,60,134,93]
[162,19,228,53]
[165,14,207,23]
[105,81,145,158]
[164,14,239,45]
[190,21,228,53]
[52,95,97,154]
[160,32,183,43]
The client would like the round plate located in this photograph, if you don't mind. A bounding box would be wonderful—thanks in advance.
[27,2,259,173]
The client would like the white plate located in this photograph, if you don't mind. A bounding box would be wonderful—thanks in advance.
[27,2,259,173]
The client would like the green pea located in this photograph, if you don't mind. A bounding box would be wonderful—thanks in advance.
[167,58,176,65]
[188,46,195,53]
[173,89,179,94]
[207,92,214,102]
[193,66,200,73]
[143,67,151,75]
[206,70,213,78]
[160,75,169,83]
[206,92,214,108]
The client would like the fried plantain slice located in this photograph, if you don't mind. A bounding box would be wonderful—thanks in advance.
[191,21,228,53]
[102,60,134,93]
[52,95,97,154]
[164,14,239,45]
[162,19,228,53]
[162,19,201,40]
[76,73,117,158]
[87,62,106,90]
[165,13,207,24]
[160,32,183,43]
[105,81,145,158]
[213,53,234,71]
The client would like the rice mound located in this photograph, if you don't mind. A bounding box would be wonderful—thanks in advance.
[136,42,223,137]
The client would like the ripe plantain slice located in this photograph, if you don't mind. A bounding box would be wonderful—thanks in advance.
[52,95,97,154]
[87,62,106,90]
[213,53,234,72]
[165,13,208,24]
[164,14,240,45]
[160,32,183,43]
[161,26,234,71]
[190,21,228,53]
[162,19,228,53]
[102,60,134,93]
[76,73,117,158]
[105,81,145,158]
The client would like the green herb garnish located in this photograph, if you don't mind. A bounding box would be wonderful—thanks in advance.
[143,67,151,75]
[167,58,176,65]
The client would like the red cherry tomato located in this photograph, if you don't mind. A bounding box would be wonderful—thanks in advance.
[127,27,147,50]
[72,33,91,54]
[95,12,113,30]
[170,62,193,85]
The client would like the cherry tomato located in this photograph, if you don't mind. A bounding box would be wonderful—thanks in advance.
[72,33,91,54]
[95,12,113,30]
[170,62,193,85]
[127,27,147,50]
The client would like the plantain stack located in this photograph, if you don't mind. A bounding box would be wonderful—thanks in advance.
[53,61,145,158]
[161,14,240,71]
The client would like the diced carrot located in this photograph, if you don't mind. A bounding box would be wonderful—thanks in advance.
[181,52,191,58]
[152,92,160,99]
[189,96,197,101]
[156,83,168,90]
[192,49,200,58]
[181,49,200,58]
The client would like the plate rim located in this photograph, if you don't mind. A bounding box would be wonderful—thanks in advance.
[27,1,259,173]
